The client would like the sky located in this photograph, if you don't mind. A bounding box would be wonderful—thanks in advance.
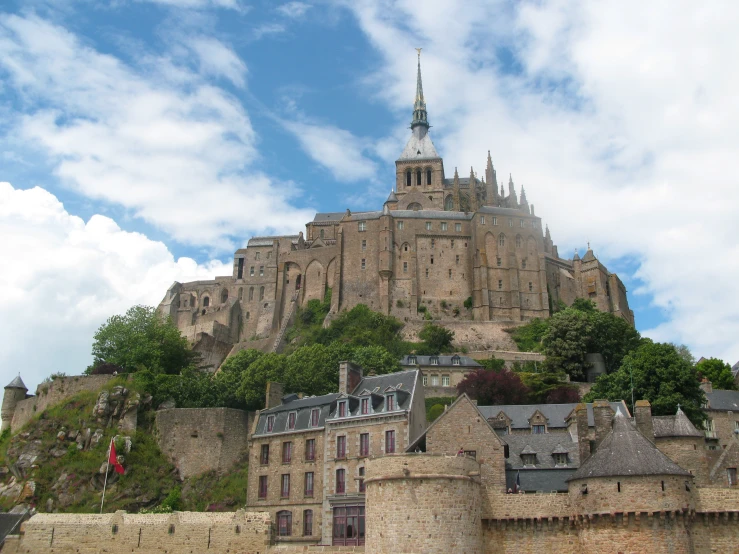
[1,0,738,394]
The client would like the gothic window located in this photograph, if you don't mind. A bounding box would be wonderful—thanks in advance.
[203,296,210,307]
[416,169,422,186]
[499,234,506,247]
[237,257,244,279]
[426,168,432,185]
[444,195,454,211]
[408,202,422,211]
[406,169,412,187]
[221,289,228,303]
[259,286,265,300]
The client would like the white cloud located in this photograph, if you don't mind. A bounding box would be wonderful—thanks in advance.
[277,2,312,19]
[188,37,247,88]
[282,119,378,183]
[138,0,245,10]
[343,0,739,363]
[0,182,231,395]
[0,14,314,249]
[252,23,287,40]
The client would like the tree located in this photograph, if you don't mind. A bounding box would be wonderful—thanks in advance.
[519,372,579,404]
[417,323,454,355]
[88,305,197,375]
[588,311,642,373]
[349,345,402,376]
[696,357,736,390]
[236,352,287,410]
[457,368,530,405]
[584,340,706,425]
[571,298,597,313]
[479,357,506,372]
[428,404,445,422]
[284,344,348,397]
[542,309,593,381]
[671,343,696,366]
[507,318,548,352]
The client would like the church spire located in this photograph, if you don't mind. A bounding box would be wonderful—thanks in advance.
[410,48,429,139]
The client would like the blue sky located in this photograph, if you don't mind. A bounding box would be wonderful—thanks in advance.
[2,0,738,392]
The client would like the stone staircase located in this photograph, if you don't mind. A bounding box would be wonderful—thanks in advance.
[271,290,300,353]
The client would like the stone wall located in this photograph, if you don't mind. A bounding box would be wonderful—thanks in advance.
[482,520,579,554]
[577,514,692,554]
[568,475,693,515]
[2,510,271,554]
[10,375,115,433]
[155,408,252,479]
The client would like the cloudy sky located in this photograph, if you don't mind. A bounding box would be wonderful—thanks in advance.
[2,0,738,393]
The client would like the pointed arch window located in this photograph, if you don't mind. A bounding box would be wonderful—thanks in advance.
[406,170,412,187]
[444,195,454,211]
[416,169,422,187]
[426,169,432,186]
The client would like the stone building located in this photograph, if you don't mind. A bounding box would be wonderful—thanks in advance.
[245,363,425,547]
[399,353,481,396]
[157,54,633,370]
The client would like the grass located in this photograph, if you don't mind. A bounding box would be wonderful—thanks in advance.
[181,464,249,511]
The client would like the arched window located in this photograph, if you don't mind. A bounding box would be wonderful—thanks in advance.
[203,296,210,307]
[407,202,422,211]
[259,286,265,300]
[277,511,292,536]
[248,287,254,301]
[444,195,454,211]
[426,168,432,186]
[499,234,506,247]
[221,289,228,303]
[406,170,412,187]
[516,235,522,248]
[416,169,422,187]
[320,229,325,239]
[238,288,243,300]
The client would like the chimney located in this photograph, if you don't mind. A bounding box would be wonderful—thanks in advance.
[339,361,363,395]
[593,399,614,449]
[265,382,284,409]
[574,403,591,464]
[634,400,654,442]
[700,378,713,394]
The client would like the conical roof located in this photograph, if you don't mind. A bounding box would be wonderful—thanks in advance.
[5,375,27,390]
[581,248,596,262]
[568,411,691,481]
[386,190,398,203]
[652,407,704,438]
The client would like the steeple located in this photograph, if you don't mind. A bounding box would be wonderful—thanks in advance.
[469,166,478,211]
[485,151,497,205]
[519,186,530,214]
[453,167,461,211]
[410,48,429,139]
[508,174,518,207]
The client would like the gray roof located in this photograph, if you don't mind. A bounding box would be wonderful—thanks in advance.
[0,512,30,546]
[400,355,481,368]
[398,132,439,161]
[477,402,628,430]
[253,393,341,436]
[312,212,345,223]
[392,209,471,220]
[705,390,739,411]
[341,369,420,416]
[506,468,575,493]
[504,434,580,470]
[652,408,703,438]
[247,235,298,247]
[581,249,596,262]
[568,412,692,481]
[386,190,398,203]
[5,375,26,390]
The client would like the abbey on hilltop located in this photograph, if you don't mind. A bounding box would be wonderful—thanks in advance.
[158,53,633,369]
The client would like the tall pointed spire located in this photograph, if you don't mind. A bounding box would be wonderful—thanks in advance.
[410,48,429,139]
[519,186,530,214]
[508,174,518,207]
[485,151,497,205]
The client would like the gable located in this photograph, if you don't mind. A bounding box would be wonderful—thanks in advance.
[426,395,505,454]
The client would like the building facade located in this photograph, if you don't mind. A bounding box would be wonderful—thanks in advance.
[157,55,633,370]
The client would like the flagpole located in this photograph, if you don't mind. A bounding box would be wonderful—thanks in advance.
[100,438,112,514]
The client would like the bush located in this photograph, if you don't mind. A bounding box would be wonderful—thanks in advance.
[418,305,427,313]
[453,307,460,317]
[440,300,448,309]
[463,296,473,310]
[396,299,405,308]
[428,404,445,422]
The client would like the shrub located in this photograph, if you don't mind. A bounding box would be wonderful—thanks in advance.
[418,305,427,313]
[463,296,473,310]
[440,300,448,309]
[453,307,460,317]
[428,404,445,422]
[396,299,405,308]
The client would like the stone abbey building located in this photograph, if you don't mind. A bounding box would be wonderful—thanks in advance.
[157,54,633,369]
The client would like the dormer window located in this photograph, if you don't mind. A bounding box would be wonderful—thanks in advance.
[288,412,296,430]
[361,398,369,415]
[408,355,417,365]
[521,454,536,466]
[532,424,545,434]
[310,409,320,427]
[386,394,395,411]
[451,355,461,366]
[430,356,439,366]
[554,453,568,466]
[266,415,275,433]
[338,401,347,418]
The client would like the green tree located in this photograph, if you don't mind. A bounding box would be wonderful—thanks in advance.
[696,357,736,390]
[417,323,454,355]
[507,318,549,352]
[236,352,287,410]
[584,340,706,425]
[571,298,597,313]
[428,404,445,422]
[479,357,506,372]
[350,345,402,376]
[88,305,197,375]
[520,372,578,404]
[588,311,642,373]
[671,343,696,366]
[284,343,348,397]
[542,309,593,381]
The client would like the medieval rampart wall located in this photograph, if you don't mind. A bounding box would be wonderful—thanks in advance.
[155,408,252,479]
[11,375,115,433]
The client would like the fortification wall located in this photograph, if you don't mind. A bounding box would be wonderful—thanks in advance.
[487,491,571,520]
[155,408,252,479]
[10,375,114,432]
[365,454,482,554]
[577,513,692,554]
[482,520,579,554]
[568,475,693,515]
[691,513,739,553]
[2,510,271,554]
[401,320,519,352]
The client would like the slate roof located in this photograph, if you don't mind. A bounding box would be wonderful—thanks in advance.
[5,375,26,389]
[391,210,470,220]
[399,355,481,368]
[581,248,596,262]
[567,412,692,481]
[247,235,299,247]
[335,369,420,418]
[652,408,703,438]
[477,401,628,430]
[0,512,30,546]
[506,469,574,493]
[312,212,346,223]
[504,433,580,470]
[253,393,341,436]
[705,390,739,411]
[386,190,398,203]
[398,132,440,161]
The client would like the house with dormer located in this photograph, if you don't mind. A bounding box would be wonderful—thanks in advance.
[246,361,425,547]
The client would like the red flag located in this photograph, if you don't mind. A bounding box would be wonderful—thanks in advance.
[108,440,125,474]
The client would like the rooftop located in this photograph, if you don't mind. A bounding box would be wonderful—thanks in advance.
[400,354,481,368]
[705,389,739,411]
[477,401,628,430]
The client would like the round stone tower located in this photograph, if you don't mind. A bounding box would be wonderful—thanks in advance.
[364,453,482,554]
[2,375,28,433]
[568,409,694,553]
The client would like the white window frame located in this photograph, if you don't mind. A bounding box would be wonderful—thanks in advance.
[455,223,462,232]
[480,216,485,225]
[266,415,275,433]
[358,221,366,232]
[425,222,432,231]
[441,222,448,231]
[441,375,450,387]
[397,221,404,230]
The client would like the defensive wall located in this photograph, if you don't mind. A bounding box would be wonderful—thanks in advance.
[8,375,114,433]
[155,408,253,479]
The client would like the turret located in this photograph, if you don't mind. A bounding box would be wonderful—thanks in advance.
[2,375,28,433]
[468,166,477,211]
[485,151,497,206]
[452,167,460,211]
[519,186,530,214]
[507,174,518,207]
[384,190,398,210]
